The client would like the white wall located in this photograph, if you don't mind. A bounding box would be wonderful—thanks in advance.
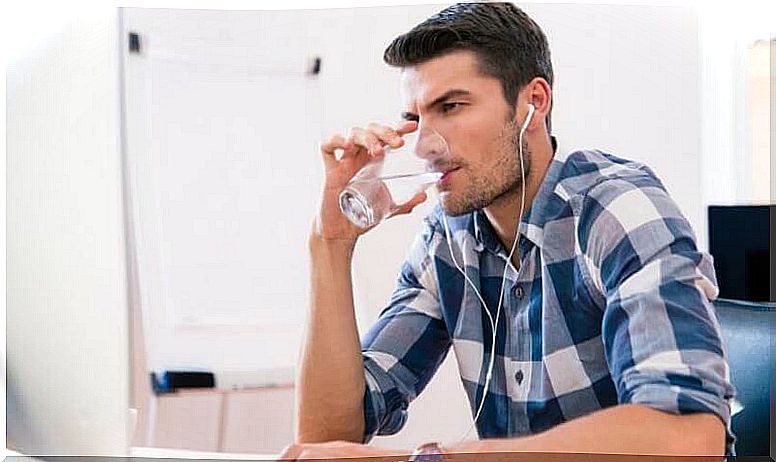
[6,7,130,455]
[697,4,774,211]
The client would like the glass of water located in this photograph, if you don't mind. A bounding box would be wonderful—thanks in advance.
[339,128,449,228]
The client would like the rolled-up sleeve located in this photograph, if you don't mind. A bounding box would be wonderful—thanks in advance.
[360,219,452,443]
[578,174,736,448]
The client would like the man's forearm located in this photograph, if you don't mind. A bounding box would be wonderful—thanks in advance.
[295,236,365,444]
[448,404,725,456]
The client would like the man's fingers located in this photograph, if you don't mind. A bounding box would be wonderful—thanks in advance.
[319,121,420,171]
[366,122,406,149]
[388,191,428,218]
[395,120,419,136]
[320,134,351,155]
[349,121,420,155]
[320,134,354,165]
[347,127,383,155]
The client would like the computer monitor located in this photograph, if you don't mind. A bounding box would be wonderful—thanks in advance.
[6,7,131,456]
[708,205,774,302]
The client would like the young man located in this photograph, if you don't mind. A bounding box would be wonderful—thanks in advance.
[283,3,734,460]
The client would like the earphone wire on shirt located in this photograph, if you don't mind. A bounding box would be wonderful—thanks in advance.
[441,104,535,443]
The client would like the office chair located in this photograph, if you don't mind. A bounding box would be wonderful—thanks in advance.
[713,298,775,457]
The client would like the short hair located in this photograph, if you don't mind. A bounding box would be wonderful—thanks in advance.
[384,2,554,132]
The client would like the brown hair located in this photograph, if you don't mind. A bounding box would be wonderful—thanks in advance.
[384,2,554,131]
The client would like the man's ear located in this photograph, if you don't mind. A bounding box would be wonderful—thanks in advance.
[523,77,552,131]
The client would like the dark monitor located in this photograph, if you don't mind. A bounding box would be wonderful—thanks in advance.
[708,205,774,302]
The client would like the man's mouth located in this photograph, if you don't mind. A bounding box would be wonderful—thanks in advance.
[438,167,460,185]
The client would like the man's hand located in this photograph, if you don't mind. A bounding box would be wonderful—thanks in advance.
[313,120,426,244]
[277,440,409,462]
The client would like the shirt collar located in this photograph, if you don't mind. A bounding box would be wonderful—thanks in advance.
[473,135,563,255]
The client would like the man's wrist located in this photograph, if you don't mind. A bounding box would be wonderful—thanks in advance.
[308,232,356,258]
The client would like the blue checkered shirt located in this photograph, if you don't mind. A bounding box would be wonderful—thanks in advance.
[360,146,735,452]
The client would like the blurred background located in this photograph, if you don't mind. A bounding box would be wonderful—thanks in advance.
[4,0,773,457]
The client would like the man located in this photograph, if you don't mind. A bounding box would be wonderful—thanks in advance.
[282,3,735,460]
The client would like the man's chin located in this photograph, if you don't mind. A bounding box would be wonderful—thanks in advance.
[439,194,476,217]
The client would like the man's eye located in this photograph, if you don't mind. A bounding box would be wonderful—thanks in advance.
[441,102,463,113]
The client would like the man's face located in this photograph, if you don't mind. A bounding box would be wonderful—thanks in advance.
[400,49,529,216]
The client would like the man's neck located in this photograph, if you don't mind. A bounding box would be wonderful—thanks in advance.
[484,135,554,269]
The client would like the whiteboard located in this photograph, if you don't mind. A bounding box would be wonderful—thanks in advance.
[122,8,324,375]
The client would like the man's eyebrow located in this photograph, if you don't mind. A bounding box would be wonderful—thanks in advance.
[401,89,472,121]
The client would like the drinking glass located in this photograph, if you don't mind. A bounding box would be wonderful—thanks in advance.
[339,128,448,228]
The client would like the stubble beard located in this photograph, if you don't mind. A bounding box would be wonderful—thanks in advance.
[440,117,531,217]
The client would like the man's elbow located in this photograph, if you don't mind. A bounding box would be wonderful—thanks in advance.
[295,414,365,444]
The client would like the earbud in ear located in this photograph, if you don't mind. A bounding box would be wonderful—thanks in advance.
[521,104,535,133]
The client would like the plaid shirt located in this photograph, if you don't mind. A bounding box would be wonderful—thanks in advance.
[360,144,735,452]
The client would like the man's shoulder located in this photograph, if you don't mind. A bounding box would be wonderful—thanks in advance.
[552,149,686,251]
[555,149,666,203]
[557,149,694,262]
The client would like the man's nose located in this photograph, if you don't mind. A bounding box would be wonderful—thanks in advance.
[414,127,449,161]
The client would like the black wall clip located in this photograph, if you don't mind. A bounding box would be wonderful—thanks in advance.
[128,32,141,54]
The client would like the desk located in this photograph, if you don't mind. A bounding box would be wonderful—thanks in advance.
[131,446,276,460]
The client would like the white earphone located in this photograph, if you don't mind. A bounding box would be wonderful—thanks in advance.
[444,103,535,442]
[522,103,536,136]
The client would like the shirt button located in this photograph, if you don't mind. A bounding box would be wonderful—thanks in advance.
[514,286,524,300]
[515,369,524,385]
